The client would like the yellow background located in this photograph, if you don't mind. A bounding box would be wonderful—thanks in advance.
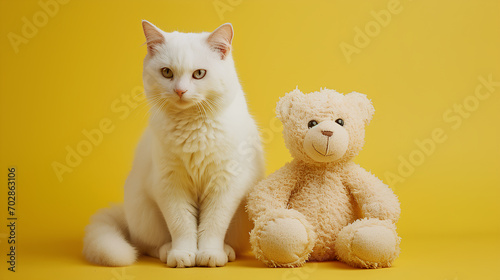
[1,0,499,279]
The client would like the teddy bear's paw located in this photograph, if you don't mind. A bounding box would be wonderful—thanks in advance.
[256,217,313,266]
[196,248,230,267]
[361,203,386,218]
[361,202,399,222]
[335,218,400,268]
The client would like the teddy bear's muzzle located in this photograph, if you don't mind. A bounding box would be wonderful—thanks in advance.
[303,120,350,162]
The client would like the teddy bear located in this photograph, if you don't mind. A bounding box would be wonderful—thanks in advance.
[246,88,401,269]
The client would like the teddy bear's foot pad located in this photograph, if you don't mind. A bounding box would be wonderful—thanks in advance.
[335,218,400,268]
[351,225,397,263]
[258,217,311,264]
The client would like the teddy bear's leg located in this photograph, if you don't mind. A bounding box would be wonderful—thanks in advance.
[250,209,316,268]
[335,218,400,269]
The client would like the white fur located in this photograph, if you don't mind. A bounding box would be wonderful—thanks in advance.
[83,21,265,268]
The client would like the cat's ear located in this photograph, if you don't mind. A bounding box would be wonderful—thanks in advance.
[207,23,233,59]
[142,20,165,54]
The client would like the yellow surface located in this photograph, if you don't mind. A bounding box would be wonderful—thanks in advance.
[0,0,499,279]
[4,235,500,280]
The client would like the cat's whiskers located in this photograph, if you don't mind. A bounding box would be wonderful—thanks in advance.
[202,97,222,117]
[198,100,213,118]
[132,90,145,99]
[195,102,207,120]
[194,102,203,119]
[132,94,158,120]
[144,95,163,119]
[150,98,169,121]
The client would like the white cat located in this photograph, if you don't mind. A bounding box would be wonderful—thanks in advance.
[83,21,265,268]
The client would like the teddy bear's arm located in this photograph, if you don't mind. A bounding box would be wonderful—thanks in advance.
[246,163,299,222]
[343,163,400,223]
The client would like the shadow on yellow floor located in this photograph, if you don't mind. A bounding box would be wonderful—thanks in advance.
[3,234,498,280]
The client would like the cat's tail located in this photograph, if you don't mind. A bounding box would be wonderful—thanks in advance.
[83,205,137,266]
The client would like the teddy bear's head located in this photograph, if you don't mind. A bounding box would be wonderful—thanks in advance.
[276,88,375,164]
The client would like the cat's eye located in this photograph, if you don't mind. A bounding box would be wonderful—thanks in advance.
[161,67,173,79]
[335,118,344,126]
[192,69,207,79]
[308,120,319,129]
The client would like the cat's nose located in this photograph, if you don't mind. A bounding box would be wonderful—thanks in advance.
[175,89,187,98]
[321,130,333,137]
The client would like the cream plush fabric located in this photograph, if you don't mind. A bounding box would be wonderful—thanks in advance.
[247,88,401,268]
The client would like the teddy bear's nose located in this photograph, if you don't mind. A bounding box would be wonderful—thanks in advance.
[321,130,333,137]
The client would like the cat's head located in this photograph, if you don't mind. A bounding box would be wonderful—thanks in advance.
[141,21,239,114]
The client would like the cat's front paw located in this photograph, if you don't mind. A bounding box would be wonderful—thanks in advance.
[158,243,172,263]
[224,243,236,262]
[196,244,234,267]
[161,244,196,268]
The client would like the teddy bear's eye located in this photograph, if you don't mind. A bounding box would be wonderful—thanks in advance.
[335,118,344,126]
[308,120,319,129]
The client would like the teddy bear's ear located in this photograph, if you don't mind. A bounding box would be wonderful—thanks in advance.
[346,92,375,125]
[276,88,304,122]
